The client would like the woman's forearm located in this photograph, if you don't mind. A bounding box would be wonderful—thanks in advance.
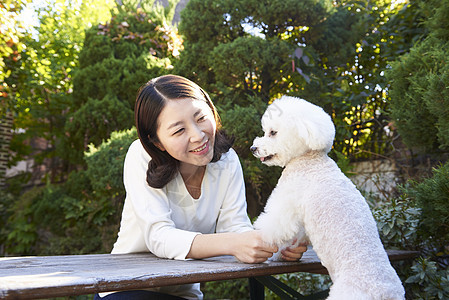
[186,231,278,263]
[186,232,236,258]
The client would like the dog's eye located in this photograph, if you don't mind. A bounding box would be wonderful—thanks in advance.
[270,130,277,137]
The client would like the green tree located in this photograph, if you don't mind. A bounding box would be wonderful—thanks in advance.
[0,0,32,189]
[293,0,424,159]
[388,0,449,153]
[177,0,330,103]
[0,0,31,114]
[4,0,115,182]
[406,161,449,253]
[66,0,182,165]
[3,0,184,256]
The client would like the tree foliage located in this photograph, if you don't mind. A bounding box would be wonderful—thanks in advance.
[373,160,449,299]
[0,0,32,114]
[4,0,115,181]
[406,161,449,252]
[388,0,449,153]
[66,0,182,165]
[2,0,182,255]
[177,0,330,102]
[3,128,137,255]
[294,0,424,159]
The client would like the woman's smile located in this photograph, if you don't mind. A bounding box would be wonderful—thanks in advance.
[190,140,209,154]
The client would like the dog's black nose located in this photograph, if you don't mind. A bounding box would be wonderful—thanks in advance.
[250,146,257,153]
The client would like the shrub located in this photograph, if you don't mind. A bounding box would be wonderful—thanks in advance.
[405,258,449,300]
[373,195,421,250]
[373,160,449,299]
[3,128,137,255]
[387,0,449,153]
[202,278,249,299]
[219,98,281,216]
[405,161,449,252]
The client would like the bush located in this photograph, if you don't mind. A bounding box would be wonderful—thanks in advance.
[405,258,449,300]
[373,195,421,250]
[3,128,137,255]
[387,0,449,153]
[65,1,181,165]
[373,161,449,299]
[219,97,282,216]
[405,161,449,252]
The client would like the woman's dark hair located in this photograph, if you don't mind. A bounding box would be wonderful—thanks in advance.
[135,74,234,188]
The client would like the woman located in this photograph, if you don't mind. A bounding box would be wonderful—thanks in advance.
[97,75,306,300]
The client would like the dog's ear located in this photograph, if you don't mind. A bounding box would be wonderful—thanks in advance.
[295,104,335,153]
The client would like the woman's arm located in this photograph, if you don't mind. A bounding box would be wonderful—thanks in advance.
[186,230,278,263]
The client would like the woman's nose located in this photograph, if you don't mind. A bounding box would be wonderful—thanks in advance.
[190,125,205,143]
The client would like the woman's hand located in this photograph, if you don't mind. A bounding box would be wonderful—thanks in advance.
[231,230,278,264]
[280,240,308,261]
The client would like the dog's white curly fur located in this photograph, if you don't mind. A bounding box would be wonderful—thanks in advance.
[251,96,405,300]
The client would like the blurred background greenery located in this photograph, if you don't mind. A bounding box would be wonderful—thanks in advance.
[1,0,448,298]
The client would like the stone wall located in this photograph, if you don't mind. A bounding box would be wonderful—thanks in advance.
[350,159,398,200]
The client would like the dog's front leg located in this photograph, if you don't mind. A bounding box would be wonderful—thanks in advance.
[253,186,300,247]
[253,210,284,246]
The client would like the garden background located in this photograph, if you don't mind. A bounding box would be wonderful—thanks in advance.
[1,0,448,298]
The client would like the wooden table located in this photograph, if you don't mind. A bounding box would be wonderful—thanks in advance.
[0,249,418,299]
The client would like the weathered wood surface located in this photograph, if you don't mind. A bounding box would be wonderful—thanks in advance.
[0,249,417,299]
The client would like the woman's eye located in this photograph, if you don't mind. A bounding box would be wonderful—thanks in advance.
[270,130,277,137]
[198,115,206,122]
[173,128,184,135]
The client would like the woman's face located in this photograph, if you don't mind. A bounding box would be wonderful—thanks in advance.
[155,98,216,168]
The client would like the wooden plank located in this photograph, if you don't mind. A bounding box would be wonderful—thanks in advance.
[0,249,418,299]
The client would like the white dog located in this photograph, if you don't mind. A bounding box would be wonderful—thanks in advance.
[251,96,405,300]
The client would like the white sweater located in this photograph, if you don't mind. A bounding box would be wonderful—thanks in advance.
[104,140,253,299]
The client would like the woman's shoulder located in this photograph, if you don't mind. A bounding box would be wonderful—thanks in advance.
[127,139,143,154]
[219,147,238,161]
[128,139,141,150]
[210,148,240,170]
[126,139,151,162]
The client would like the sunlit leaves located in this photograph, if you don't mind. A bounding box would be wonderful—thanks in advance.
[0,0,31,115]
[5,0,116,179]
